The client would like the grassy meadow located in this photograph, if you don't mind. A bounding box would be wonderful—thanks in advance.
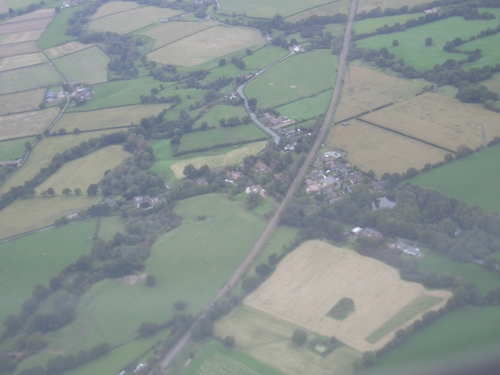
[0,107,59,141]
[0,137,34,160]
[484,72,500,95]
[178,124,267,153]
[0,63,62,95]
[276,89,333,121]
[97,216,126,240]
[409,144,500,214]
[37,4,84,49]
[242,45,289,70]
[356,16,500,70]
[0,218,96,329]
[286,0,350,21]
[141,21,214,50]
[53,46,109,84]
[90,0,140,20]
[245,50,337,108]
[353,13,420,34]
[220,0,330,18]
[375,305,500,370]
[459,33,500,70]
[193,105,248,129]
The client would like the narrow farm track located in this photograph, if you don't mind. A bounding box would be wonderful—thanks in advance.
[158,0,359,370]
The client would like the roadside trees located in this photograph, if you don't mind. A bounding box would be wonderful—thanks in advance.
[291,329,307,346]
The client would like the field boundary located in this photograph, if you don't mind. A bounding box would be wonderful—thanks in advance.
[283,0,339,19]
[147,24,217,53]
[274,87,334,110]
[356,117,456,154]
[334,102,394,124]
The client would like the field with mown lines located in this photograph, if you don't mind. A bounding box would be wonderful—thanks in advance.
[53,104,171,132]
[286,0,350,21]
[44,41,94,59]
[0,52,47,72]
[0,89,45,115]
[327,119,448,176]
[245,241,451,352]
[361,93,500,152]
[35,146,131,195]
[215,306,361,375]
[53,46,109,84]
[0,107,59,141]
[141,21,214,50]
[147,26,264,67]
[0,29,44,44]
[0,17,52,35]
[2,8,53,23]
[220,0,332,18]
[0,41,39,58]
[0,63,62,94]
[88,6,182,34]
[90,0,141,19]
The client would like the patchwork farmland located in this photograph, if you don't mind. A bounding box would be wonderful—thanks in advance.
[0,52,47,72]
[53,46,110,84]
[44,41,93,59]
[90,1,141,19]
[141,21,214,50]
[0,63,62,94]
[0,29,44,44]
[0,41,39,58]
[245,241,451,352]
[219,0,333,18]
[0,88,45,115]
[0,107,59,141]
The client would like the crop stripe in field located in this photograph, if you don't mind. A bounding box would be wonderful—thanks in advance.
[334,102,394,124]
[148,25,217,52]
[283,0,339,20]
[47,44,95,60]
[198,354,261,375]
[356,117,456,154]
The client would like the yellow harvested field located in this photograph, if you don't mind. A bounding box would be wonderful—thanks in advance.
[216,306,360,375]
[327,119,448,176]
[170,141,267,178]
[3,8,54,24]
[147,26,264,67]
[358,0,430,12]
[0,89,45,116]
[89,6,182,34]
[0,131,113,195]
[335,65,426,122]
[361,93,500,152]
[0,17,52,35]
[0,41,39,58]
[36,145,130,194]
[0,52,47,72]
[91,1,141,19]
[0,29,45,44]
[244,241,451,352]
[0,107,59,141]
[44,41,93,59]
[141,21,214,50]
[0,196,100,240]
[52,104,171,133]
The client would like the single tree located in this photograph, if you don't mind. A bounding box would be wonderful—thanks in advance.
[425,37,433,46]
[74,188,82,196]
[145,274,157,287]
[47,187,55,196]
[222,336,235,348]
[392,39,399,47]
[291,329,307,346]
[218,58,226,66]
[62,188,71,196]
[25,141,32,151]
[87,184,98,196]
[245,48,252,55]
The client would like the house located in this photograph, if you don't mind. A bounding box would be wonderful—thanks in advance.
[195,177,208,185]
[324,151,342,159]
[245,185,260,194]
[67,212,79,220]
[350,227,363,236]
[255,162,270,173]
[102,198,116,208]
[226,170,242,181]
[273,173,282,182]
[372,180,389,190]
[348,171,363,184]
[292,45,306,53]
[360,227,383,239]
[133,195,159,210]
[389,239,423,257]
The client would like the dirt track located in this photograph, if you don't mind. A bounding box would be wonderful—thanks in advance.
[159,0,359,368]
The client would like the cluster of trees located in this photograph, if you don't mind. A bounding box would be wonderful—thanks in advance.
[3,2,42,19]
[219,116,251,127]
[456,83,499,103]
[139,91,181,105]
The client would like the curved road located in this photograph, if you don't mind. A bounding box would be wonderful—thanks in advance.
[158,0,359,369]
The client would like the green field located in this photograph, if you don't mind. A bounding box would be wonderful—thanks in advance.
[185,341,285,375]
[37,4,83,49]
[356,16,500,70]
[245,50,337,108]
[219,0,330,18]
[275,89,333,120]
[0,63,62,94]
[418,249,500,294]
[178,124,267,153]
[25,194,268,372]
[98,216,126,240]
[353,13,420,34]
[53,46,109,84]
[409,145,500,214]
[484,72,500,95]
[242,45,289,70]
[376,305,500,370]
[286,0,349,21]
[0,137,34,160]
[193,105,248,129]
[459,33,500,70]
[0,219,96,324]
[365,295,444,344]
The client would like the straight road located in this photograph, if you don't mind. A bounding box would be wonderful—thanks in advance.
[159,0,358,369]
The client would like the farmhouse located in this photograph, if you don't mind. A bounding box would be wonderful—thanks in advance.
[67,212,79,220]
[292,45,306,53]
[245,185,261,194]
[255,162,270,173]
[389,239,424,257]
[133,195,159,210]
[46,91,58,101]
[372,180,389,190]
[351,227,383,239]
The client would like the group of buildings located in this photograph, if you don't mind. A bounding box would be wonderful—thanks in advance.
[350,226,424,257]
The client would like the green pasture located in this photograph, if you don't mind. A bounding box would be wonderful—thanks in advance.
[219,0,330,18]
[38,4,84,49]
[459,33,500,70]
[40,194,266,367]
[0,64,62,95]
[286,0,349,21]
[356,16,500,70]
[245,50,337,108]
[365,295,444,344]
[375,305,500,369]
[53,46,110,84]
[0,137,34,160]
[185,341,285,375]
[0,219,96,325]
[484,72,500,95]
[242,45,289,70]
[255,225,298,265]
[193,105,248,129]
[98,216,126,240]
[409,145,500,214]
[353,13,420,35]
[418,249,500,294]
[178,124,267,153]
[275,89,333,120]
